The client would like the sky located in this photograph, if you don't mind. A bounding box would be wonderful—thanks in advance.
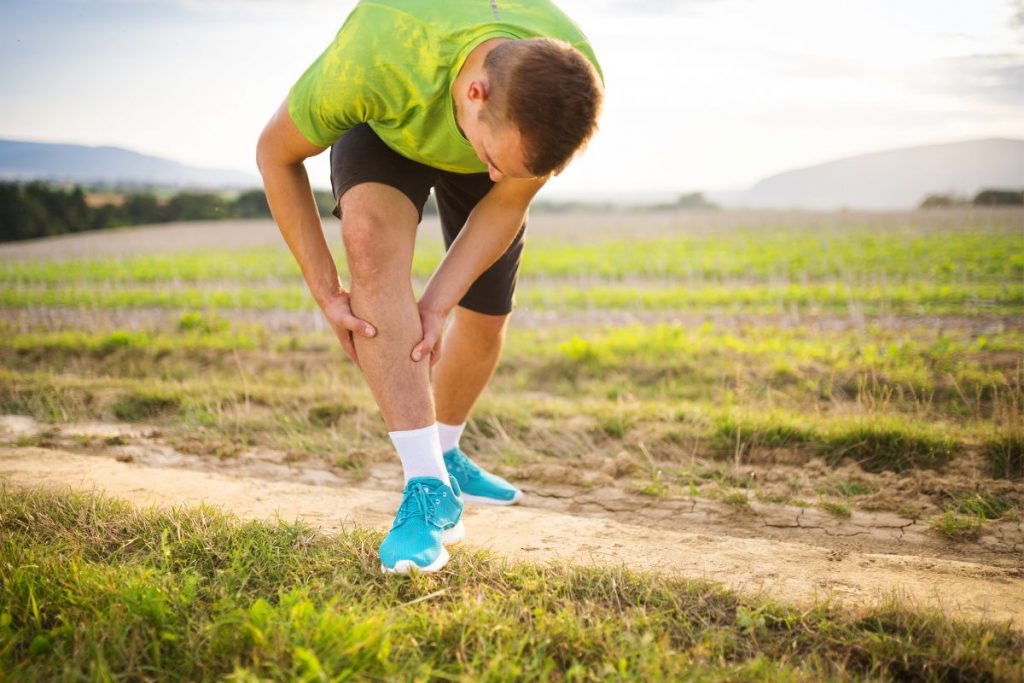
[1,0,1022,200]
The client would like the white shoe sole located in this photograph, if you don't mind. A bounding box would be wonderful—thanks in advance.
[379,521,464,575]
[462,489,523,506]
[441,520,465,545]
[381,546,450,575]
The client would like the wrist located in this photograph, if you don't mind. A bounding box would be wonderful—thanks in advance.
[418,289,454,318]
[311,277,344,310]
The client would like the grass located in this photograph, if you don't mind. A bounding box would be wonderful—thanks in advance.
[110,390,183,422]
[307,401,359,428]
[2,221,1020,284]
[985,434,1024,480]
[946,491,1014,520]
[817,419,956,472]
[929,511,984,541]
[4,280,1021,316]
[0,359,987,481]
[1,211,1023,676]
[817,478,877,498]
[3,485,1022,681]
[4,323,1020,416]
[630,477,670,498]
[927,489,1019,541]
[722,490,752,510]
[820,500,853,518]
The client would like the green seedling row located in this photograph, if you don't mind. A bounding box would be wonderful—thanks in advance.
[2,226,1020,285]
[2,280,1021,315]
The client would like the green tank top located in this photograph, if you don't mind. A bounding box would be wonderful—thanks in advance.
[287,0,603,174]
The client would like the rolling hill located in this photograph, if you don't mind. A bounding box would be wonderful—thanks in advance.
[0,139,258,189]
[712,138,1023,210]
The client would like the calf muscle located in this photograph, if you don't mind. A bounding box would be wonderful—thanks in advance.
[341,184,434,431]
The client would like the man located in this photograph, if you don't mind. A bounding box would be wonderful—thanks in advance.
[256,0,603,574]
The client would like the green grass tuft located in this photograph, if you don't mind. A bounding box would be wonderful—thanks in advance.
[712,413,812,455]
[984,434,1024,480]
[307,401,358,427]
[819,420,955,472]
[722,490,752,510]
[819,500,853,517]
[177,310,229,334]
[817,478,877,498]
[110,390,182,422]
[946,491,1013,520]
[929,511,984,541]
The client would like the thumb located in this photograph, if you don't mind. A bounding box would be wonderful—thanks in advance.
[411,329,437,362]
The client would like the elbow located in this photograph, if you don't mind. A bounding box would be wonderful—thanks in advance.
[255,128,271,177]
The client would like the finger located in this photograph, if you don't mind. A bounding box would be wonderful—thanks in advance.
[428,332,442,367]
[339,311,376,338]
[339,330,361,368]
[411,331,436,362]
[337,291,376,337]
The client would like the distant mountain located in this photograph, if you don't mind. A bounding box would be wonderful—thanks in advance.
[0,139,259,189]
[710,138,1024,210]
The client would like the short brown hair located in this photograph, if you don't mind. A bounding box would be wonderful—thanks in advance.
[483,38,603,176]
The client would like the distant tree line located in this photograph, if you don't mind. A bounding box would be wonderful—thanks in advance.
[531,192,717,214]
[0,182,341,242]
[919,188,1023,209]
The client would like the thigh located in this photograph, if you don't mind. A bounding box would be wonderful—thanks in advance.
[330,123,434,221]
[434,172,527,316]
[433,171,494,248]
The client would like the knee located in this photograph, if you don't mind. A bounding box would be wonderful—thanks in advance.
[341,210,382,261]
[457,308,509,347]
[341,210,397,284]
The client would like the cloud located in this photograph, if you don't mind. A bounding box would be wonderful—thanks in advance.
[940,51,1024,106]
[598,0,720,14]
[1011,0,1024,28]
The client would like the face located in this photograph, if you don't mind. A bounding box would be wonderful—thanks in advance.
[460,81,535,182]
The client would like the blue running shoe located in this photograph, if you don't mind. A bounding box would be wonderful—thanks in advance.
[443,447,523,506]
[380,475,464,574]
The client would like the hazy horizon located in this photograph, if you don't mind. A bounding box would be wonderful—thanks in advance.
[2,0,1022,198]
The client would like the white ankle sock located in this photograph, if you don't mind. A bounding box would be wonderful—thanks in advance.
[437,421,466,453]
[389,423,448,483]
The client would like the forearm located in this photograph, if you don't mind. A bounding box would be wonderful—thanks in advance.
[419,193,529,314]
[259,161,340,307]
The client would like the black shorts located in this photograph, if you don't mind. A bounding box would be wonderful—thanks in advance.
[329,123,526,316]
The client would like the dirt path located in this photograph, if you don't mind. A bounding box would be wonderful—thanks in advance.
[2,438,1021,630]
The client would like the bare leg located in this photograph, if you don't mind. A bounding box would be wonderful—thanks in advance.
[433,306,510,426]
[341,183,434,431]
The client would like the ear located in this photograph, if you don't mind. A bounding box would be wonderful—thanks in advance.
[466,78,490,105]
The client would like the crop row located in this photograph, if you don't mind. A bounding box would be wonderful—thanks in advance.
[2,228,1020,284]
[7,320,1021,362]
[3,321,1019,418]
[2,280,1021,315]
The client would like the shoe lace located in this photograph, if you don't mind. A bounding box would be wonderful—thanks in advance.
[395,481,440,525]
[446,449,482,481]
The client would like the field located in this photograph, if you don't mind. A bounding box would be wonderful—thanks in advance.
[1,207,1023,679]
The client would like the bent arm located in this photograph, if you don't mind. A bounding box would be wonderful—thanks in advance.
[256,99,343,309]
[256,100,374,359]
[419,176,546,316]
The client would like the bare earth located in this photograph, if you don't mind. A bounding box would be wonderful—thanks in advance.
[2,416,1021,630]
